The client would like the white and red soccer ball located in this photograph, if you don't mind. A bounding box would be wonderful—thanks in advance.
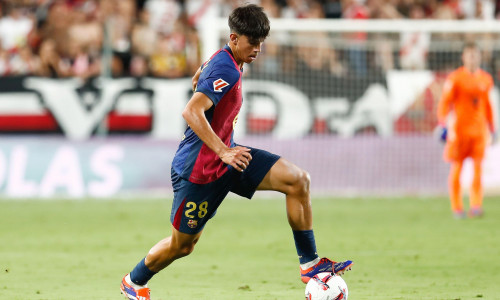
[305,272,348,300]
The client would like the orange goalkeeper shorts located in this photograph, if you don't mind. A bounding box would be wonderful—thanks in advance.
[444,134,486,162]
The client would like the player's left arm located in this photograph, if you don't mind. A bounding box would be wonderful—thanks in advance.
[484,75,497,142]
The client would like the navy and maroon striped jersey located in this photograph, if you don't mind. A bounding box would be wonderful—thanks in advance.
[172,45,243,184]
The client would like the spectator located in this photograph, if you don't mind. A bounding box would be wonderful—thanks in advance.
[261,0,281,17]
[68,1,102,56]
[184,23,201,75]
[131,8,157,58]
[149,21,188,78]
[0,0,498,80]
[323,0,342,18]
[281,0,312,18]
[294,31,346,98]
[304,0,325,18]
[0,45,10,76]
[37,39,70,78]
[0,4,34,52]
[341,0,370,76]
[144,0,182,34]
[9,45,39,75]
[400,4,431,70]
[106,0,136,76]
[39,1,73,58]
[130,54,149,77]
[432,1,459,19]
[461,0,495,20]
[64,40,101,80]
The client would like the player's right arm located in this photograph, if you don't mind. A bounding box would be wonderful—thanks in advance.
[437,73,456,126]
[182,92,252,172]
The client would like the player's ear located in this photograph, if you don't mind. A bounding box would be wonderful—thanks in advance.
[229,33,238,45]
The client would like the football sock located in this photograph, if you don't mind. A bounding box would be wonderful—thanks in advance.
[125,274,146,289]
[130,258,157,286]
[470,160,483,209]
[449,162,463,212]
[293,230,319,265]
[300,257,321,270]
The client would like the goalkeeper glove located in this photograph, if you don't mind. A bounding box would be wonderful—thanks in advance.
[434,125,447,143]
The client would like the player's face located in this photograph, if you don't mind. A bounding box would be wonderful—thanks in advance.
[231,33,264,65]
[462,47,481,71]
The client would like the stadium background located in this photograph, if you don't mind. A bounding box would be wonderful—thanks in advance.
[0,0,499,198]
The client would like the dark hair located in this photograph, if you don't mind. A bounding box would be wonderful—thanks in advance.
[228,4,270,45]
[463,41,479,51]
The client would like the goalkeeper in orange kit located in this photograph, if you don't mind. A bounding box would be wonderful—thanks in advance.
[437,42,496,218]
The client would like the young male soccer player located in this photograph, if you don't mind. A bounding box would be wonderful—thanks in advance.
[120,4,352,299]
[437,42,496,219]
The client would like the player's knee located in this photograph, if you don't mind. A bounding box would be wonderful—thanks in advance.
[289,169,311,197]
[180,244,196,257]
[171,235,200,259]
[175,242,197,258]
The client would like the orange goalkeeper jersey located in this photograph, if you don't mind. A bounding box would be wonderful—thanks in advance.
[437,66,495,139]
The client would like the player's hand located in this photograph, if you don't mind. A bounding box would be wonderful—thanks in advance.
[433,125,447,143]
[219,146,252,172]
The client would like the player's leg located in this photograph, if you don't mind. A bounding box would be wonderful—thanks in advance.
[121,169,231,299]
[256,158,352,282]
[257,158,312,230]
[120,227,203,300]
[469,157,484,217]
[448,160,464,218]
[146,226,203,272]
[229,147,351,282]
[468,137,487,217]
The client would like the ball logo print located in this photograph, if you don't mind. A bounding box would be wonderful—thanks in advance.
[305,272,348,300]
[213,78,229,92]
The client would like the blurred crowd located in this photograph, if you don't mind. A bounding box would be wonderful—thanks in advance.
[1,0,500,79]
[0,0,202,78]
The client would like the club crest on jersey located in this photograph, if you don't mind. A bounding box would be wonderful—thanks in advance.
[213,79,229,92]
[187,220,198,228]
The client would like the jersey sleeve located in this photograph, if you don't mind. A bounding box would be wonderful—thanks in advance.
[437,73,456,126]
[195,61,240,106]
[484,73,495,132]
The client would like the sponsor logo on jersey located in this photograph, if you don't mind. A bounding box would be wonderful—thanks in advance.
[187,219,198,228]
[213,79,229,92]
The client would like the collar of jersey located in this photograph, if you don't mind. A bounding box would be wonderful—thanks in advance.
[223,44,243,71]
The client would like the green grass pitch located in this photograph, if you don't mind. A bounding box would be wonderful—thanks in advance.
[1,196,499,299]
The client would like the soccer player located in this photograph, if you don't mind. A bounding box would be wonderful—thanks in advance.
[437,42,496,219]
[120,4,352,299]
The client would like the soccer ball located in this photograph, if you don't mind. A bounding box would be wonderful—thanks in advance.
[305,272,348,300]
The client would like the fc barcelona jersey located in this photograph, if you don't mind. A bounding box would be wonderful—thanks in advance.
[172,45,243,184]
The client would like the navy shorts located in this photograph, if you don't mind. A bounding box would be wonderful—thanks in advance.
[170,146,280,234]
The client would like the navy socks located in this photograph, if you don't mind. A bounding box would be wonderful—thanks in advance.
[129,258,157,286]
[293,230,319,264]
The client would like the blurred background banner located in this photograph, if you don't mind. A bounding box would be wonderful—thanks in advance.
[1,136,500,198]
[0,137,176,198]
[1,0,500,198]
